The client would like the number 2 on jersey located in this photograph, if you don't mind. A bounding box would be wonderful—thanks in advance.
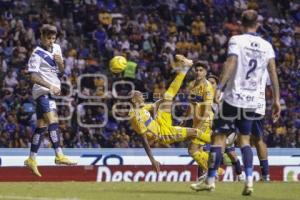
[246,59,257,79]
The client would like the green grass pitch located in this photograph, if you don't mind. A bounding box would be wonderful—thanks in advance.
[0,182,299,200]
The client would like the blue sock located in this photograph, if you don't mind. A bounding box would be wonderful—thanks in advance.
[30,127,47,153]
[241,145,253,180]
[260,159,269,177]
[232,159,242,175]
[207,146,222,180]
[48,123,61,149]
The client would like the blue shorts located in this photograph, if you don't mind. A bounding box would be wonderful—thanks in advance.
[252,115,264,138]
[213,101,256,135]
[36,94,57,119]
[225,146,235,154]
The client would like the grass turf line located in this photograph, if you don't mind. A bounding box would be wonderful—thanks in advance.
[0,182,299,200]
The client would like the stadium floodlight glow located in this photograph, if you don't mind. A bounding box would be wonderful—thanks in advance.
[112,80,135,99]
[112,102,133,121]
[77,74,108,99]
[76,102,108,128]
[56,101,74,121]
[51,80,73,99]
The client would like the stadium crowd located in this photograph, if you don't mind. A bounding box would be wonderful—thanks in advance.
[0,0,299,148]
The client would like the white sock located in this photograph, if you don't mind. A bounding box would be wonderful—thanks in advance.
[246,176,253,186]
[30,152,37,160]
[206,176,215,185]
[55,147,63,156]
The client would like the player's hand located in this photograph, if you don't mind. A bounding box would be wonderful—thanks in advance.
[54,54,63,66]
[151,160,161,173]
[214,89,222,104]
[272,101,281,123]
[50,85,61,95]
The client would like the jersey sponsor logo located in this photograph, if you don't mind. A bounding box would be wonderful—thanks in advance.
[234,93,254,102]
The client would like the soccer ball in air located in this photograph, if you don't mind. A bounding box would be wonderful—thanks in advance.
[109,56,127,73]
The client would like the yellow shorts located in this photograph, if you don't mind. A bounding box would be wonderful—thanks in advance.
[155,110,188,144]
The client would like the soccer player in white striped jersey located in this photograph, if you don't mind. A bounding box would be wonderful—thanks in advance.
[197,10,281,195]
[24,24,76,177]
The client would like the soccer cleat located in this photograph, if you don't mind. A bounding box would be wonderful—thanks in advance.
[261,175,270,182]
[175,54,193,68]
[24,157,42,177]
[242,184,253,196]
[55,154,77,165]
[190,181,215,192]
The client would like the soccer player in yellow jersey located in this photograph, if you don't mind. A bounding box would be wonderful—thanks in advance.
[129,55,210,172]
[183,62,215,178]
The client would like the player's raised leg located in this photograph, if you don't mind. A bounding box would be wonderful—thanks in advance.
[162,54,193,102]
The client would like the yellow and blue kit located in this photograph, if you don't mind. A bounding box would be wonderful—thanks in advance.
[187,79,215,145]
[129,104,188,145]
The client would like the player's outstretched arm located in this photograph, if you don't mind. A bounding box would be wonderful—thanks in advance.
[215,55,237,103]
[267,58,281,122]
[141,134,160,173]
[30,72,61,95]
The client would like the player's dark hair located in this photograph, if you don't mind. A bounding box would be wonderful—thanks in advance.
[40,24,57,36]
[241,9,258,28]
[208,74,219,84]
[194,61,209,71]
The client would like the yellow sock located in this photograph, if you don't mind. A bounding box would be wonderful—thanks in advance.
[163,72,185,100]
[192,151,224,175]
[192,151,209,171]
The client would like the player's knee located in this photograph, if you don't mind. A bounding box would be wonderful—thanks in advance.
[37,119,48,127]
[254,137,264,145]
[211,134,226,146]
[237,134,251,147]
[163,93,174,101]
[186,129,197,138]
[158,100,172,111]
